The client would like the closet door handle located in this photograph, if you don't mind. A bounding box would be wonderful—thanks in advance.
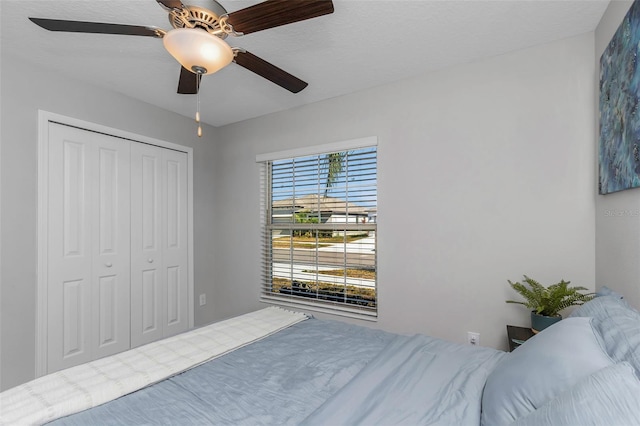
[105,262,113,268]
[147,258,154,263]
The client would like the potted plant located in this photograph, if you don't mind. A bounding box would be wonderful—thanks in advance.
[506,275,594,333]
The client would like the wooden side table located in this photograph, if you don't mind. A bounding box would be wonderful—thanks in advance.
[506,325,535,352]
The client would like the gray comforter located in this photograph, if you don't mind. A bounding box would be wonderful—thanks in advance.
[302,334,505,425]
[51,317,504,425]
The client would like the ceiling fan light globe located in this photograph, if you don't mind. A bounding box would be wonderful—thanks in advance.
[163,28,233,75]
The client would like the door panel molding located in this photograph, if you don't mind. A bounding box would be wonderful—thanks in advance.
[62,141,86,257]
[61,279,86,359]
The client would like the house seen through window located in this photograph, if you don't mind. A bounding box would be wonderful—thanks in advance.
[259,144,377,318]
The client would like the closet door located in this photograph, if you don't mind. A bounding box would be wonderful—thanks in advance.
[131,144,189,347]
[47,123,131,373]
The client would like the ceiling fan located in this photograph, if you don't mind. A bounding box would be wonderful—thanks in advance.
[29,0,335,95]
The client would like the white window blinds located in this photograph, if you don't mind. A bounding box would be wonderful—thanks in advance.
[258,142,378,319]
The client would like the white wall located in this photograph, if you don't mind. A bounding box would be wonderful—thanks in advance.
[0,54,219,390]
[594,1,640,310]
[213,33,597,350]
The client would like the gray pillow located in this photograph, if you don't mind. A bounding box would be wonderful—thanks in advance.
[568,294,640,376]
[512,362,640,426]
[593,309,640,377]
[568,295,631,319]
[595,285,624,299]
[480,317,613,426]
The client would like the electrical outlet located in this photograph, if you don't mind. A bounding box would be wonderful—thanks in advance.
[199,294,206,306]
[467,331,480,346]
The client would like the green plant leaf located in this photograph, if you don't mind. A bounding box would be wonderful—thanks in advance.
[505,275,593,317]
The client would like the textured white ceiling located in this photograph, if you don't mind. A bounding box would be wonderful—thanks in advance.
[1,0,609,127]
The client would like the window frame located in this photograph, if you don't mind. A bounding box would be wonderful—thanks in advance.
[257,137,378,320]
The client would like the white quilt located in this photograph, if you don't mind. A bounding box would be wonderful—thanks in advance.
[0,307,307,425]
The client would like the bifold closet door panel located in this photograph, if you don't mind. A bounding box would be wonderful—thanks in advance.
[131,145,189,347]
[162,148,189,338]
[131,143,165,347]
[92,137,131,361]
[47,123,131,373]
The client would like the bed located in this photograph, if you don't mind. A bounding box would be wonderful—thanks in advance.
[1,293,640,426]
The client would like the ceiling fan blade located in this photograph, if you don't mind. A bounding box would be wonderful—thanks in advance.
[234,51,308,93]
[29,18,162,37]
[177,66,200,94]
[225,0,334,35]
[156,0,184,10]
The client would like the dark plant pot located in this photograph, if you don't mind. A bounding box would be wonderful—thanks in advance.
[531,311,562,334]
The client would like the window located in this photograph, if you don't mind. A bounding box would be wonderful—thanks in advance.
[258,139,377,319]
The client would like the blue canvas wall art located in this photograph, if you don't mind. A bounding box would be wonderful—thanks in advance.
[599,0,640,194]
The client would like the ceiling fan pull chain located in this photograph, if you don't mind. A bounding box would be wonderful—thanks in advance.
[196,75,202,138]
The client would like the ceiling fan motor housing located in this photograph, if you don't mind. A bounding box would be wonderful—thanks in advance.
[169,4,227,39]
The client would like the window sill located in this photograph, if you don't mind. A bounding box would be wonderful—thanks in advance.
[260,296,378,322]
